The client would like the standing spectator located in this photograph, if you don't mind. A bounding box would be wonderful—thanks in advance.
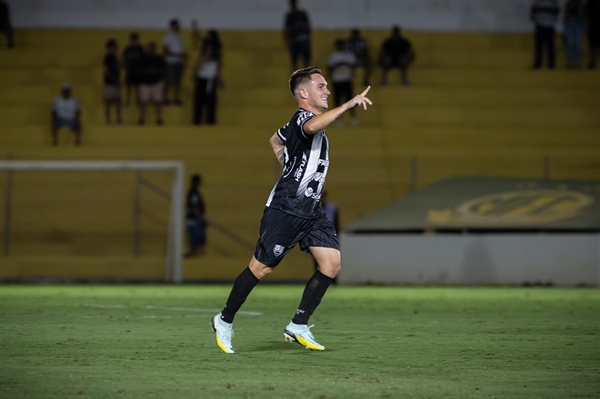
[193,30,222,125]
[0,0,14,48]
[587,0,600,69]
[103,39,122,125]
[346,29,372,86]
[327,39,357,127]
[379,26,415,86]
[185,174,207,258]
[530,0,560,69]
[137,42,166,125]
[122,32,145,105]
[162,18,186,106]
[51,83,82,146]
[564,0,585,68]
[283,0,311,71]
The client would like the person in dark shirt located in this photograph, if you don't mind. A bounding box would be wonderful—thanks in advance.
[210,66,373,354]
[283,0,311,70]
[122,32,145,105]
[346,29,372,86]
[137,42,166,125]
[103,39,122,124]
[378,26,415,86]
[587,0,600,68]
[185,174,207,258]
[0,0,14,48]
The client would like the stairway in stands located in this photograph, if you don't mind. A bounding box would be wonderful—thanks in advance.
[0,29,598,281]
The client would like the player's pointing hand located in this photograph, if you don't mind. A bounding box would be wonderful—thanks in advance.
[349,85,373,111]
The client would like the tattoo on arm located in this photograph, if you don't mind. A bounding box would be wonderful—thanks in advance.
[270,134,286,166]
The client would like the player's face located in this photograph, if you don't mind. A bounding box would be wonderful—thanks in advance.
[306,74,330,111]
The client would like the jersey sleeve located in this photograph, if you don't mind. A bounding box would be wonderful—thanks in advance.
[292,110,315,140]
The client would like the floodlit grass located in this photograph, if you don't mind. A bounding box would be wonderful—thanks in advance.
[0,285,598,398]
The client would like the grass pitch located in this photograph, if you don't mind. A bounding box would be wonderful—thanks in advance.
[0,285,598,399]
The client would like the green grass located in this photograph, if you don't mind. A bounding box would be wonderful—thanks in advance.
[0,285,598,399]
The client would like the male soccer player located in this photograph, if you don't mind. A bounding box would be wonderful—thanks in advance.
[211,66,372,354]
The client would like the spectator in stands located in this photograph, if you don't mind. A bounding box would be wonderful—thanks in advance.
[564,0,585,68]
[587,0,600,69]
[122,32,145,106]
[346,29,372,86]
[378,26,415,86]
[137,42,166,125]
[193,30,222,125]
[185,174,207,258]
[191,19,203,51]
[530,0,560,69]
[0,0,14,48]
[103,39,122,125]
[327,39,358,127]
[51,83,82,146]
[162,18,186,106]
[283,0,311,71]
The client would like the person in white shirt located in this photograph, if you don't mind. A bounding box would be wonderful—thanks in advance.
[327,39,357,127]
[162,18,186,105]
[51,83,81,146]
[193,30,221,125]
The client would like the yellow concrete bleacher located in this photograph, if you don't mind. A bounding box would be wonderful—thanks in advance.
[0,29,598,281]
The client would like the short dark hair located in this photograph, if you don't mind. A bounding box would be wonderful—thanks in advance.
[130,32,139,41]
[106,39,117,49]
[289,66,322,95]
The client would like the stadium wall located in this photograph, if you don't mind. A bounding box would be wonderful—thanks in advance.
[339,233,599,286]
[8,0,566,32]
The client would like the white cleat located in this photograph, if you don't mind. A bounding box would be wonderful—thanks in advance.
[210,313,234,354]
[283,322,325,351]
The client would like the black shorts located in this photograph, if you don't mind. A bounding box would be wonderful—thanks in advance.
[254,207,340,267]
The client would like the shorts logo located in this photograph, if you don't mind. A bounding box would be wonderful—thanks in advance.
[273,245,285,257]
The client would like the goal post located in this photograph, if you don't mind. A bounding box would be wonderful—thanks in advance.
[0,160,185,283]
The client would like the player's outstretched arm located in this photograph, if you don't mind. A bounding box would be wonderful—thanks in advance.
[304,86,372,135]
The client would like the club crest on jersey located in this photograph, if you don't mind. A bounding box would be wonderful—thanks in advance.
[273,245,285,257]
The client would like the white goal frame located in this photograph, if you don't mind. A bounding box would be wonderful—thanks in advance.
[0,160,185,283]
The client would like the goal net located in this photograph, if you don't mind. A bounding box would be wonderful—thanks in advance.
[0,160,185,283]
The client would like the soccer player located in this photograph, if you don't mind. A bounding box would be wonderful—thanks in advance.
[211,66,372,353]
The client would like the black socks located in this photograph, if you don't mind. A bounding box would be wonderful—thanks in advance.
[220,266,260,323]
[292,270,334,325]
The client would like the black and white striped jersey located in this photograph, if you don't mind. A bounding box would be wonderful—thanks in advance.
[266,108,329,219]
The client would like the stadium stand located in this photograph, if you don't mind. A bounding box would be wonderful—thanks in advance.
[0,29,598,281]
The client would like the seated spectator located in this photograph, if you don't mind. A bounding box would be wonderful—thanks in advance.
[379,26,415,86]
[122,32,145,105]
[346,29,371,85]
[193,30,222,125]
[327,39,357,127]
[51,83,81,146]
[137,42,166,125]
[103,39,122,124]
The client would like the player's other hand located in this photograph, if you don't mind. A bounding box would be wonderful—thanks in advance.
[348,86,373,110]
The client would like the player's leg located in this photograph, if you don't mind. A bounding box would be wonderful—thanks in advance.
[284,216,340,350]
[212,208,299,353]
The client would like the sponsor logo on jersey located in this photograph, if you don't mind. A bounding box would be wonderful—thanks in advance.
[304,187,321,200]
[294,153,308,182]
[273,244,285,257]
